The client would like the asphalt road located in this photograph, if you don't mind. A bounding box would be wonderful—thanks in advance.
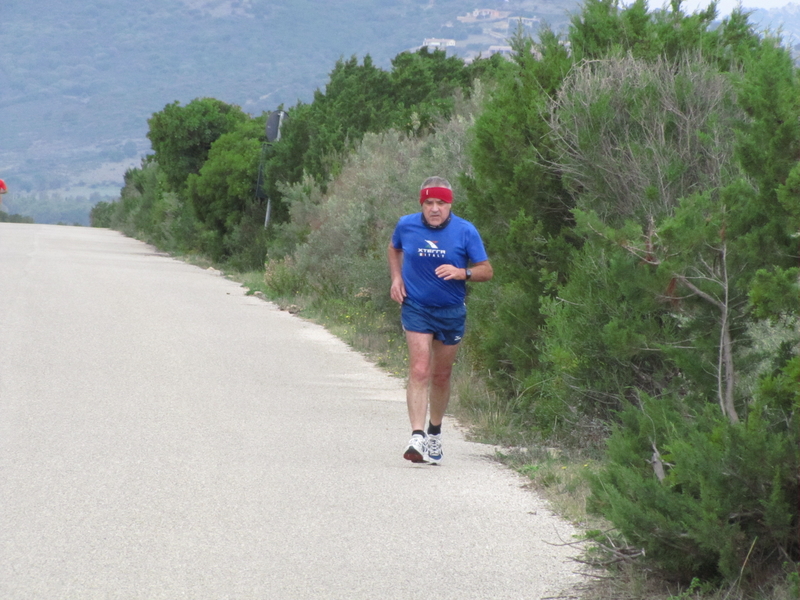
[0,223,584,600]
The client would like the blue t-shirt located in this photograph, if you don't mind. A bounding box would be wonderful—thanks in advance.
[391,213,489,308]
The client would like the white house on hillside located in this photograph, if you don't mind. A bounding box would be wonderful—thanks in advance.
[423,38,456,50]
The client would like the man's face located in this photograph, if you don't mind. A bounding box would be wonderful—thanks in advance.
[421,197,451,226]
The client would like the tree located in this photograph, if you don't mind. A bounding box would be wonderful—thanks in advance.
[389,47,473,130]
[732,35,800,269]
[263,49,502,227]
[549,54,743,227]
[461,28,576,389]
[300,55,395,183]
[184,118,264,262]
[147,98,248,193]
[541,8,800,582]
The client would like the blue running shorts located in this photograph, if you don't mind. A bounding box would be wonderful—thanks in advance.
[401,299,467,346]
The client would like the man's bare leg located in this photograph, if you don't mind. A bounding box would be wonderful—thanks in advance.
[428,339,459,427]
[405,330,434,431]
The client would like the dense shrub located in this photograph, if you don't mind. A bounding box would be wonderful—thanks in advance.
[589,364,799,583]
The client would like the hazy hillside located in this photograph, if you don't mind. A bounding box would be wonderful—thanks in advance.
[747,2,800,46]
[0,0,579,209]
[2,0,798,224]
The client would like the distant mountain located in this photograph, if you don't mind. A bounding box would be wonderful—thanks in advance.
[2,0,797,224]
[743,2,800,47]
[0,0,579,207]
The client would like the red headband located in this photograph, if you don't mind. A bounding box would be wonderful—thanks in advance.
[419,187,453,205]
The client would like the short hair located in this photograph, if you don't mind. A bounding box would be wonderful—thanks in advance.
[420,176,451,190]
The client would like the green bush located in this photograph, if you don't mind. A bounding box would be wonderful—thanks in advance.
[0,210,35,224]
[589,360,799,583]
[147,97,248,193]
[89,201,114,227]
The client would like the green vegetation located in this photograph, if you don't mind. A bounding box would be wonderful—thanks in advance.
[0,210,35,224]
[93,1,798,598]
[2,192,103,225]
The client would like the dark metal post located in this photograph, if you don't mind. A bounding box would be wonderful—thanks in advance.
[258,110,287,229]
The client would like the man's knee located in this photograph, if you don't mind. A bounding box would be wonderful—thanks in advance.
[409,360,431,383]
[430,367,453,388]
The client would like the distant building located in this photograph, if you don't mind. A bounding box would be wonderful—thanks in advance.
[457,9,511,23]
[473,9,501,20]
[422,38,456,50]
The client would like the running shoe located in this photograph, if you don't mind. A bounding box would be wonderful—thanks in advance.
[426,433,443,465]
[403,433,429,463]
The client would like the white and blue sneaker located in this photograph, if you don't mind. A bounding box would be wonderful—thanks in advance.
[426,433,443,465]
[403,433,429,463]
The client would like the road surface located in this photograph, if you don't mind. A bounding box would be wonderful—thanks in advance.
[0,223,584,599]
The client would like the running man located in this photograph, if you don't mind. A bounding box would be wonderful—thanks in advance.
[388,176,493,464]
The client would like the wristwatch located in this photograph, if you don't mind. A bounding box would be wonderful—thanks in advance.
[465,268,472,280]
